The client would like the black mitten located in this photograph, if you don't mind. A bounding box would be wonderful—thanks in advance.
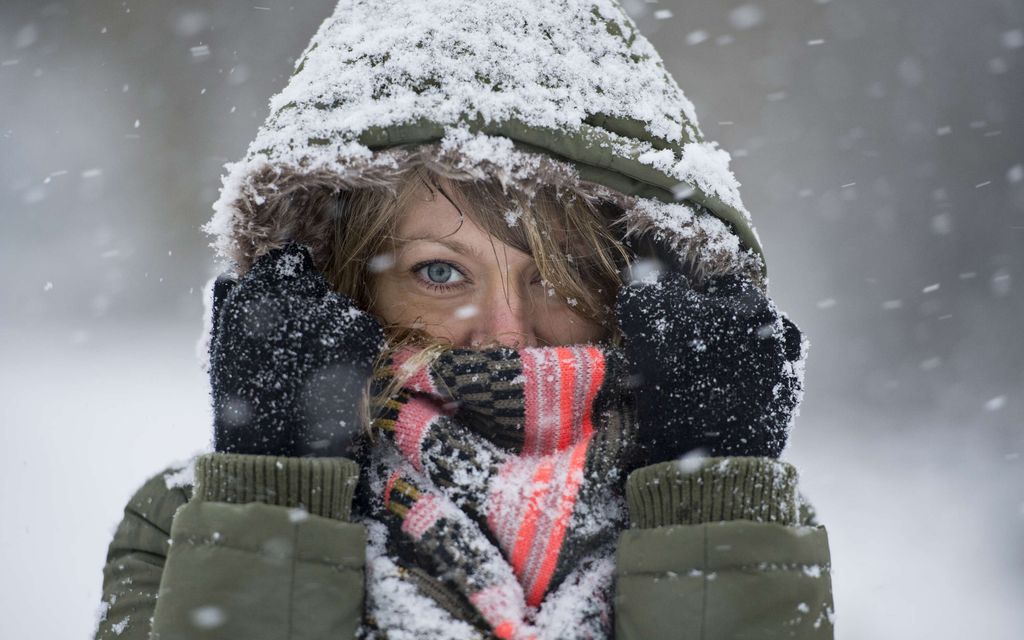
[615,270,805,464]
[209,242,385,457]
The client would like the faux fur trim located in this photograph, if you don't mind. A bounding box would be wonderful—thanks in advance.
[210,143,763,288]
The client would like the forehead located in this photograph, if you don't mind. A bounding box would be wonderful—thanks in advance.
[392,175,590,262]
[394,181,465,238]
[393,182,530,261]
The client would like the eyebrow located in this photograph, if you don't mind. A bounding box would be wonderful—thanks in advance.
[392,235,482,258]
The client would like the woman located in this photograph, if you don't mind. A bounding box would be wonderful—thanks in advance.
[95,1,834,638]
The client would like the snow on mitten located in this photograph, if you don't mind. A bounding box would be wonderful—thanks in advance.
[615,271,806,464]
[209,242,385,457]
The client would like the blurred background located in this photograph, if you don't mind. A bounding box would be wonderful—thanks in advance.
[1,0,1021,637]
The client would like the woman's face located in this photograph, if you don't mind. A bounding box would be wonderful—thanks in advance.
[370,182,607,348]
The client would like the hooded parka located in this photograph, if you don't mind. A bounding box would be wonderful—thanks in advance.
[95,1,834,638]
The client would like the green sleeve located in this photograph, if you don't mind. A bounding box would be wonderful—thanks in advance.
[614,457,835,639]
[95,454,367,640]
[95,466,191,640]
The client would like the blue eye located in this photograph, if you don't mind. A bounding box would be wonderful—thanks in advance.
[416,261,464,286]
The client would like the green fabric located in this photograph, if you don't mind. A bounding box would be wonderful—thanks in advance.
[615,523,834,639]
[626,457,800,528]
[96,454,833,639]
[150,501,365,640]
[349,116,765,266]
[95,455,366,640]
[96,470,190,640]
[616,457,834,639]
[194,452,360,521]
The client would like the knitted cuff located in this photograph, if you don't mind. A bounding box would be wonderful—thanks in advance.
[193,453,360,521]
[626,457,799,528]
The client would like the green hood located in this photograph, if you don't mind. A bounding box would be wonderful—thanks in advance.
[207,0,765,281]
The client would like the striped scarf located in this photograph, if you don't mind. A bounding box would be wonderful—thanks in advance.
[363,345,637,639]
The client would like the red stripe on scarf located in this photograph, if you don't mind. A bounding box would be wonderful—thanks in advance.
[383,470,401,510]
[508,458,555,578]
[526,436,590,607]
[523,346,605,456]
[470,584,530,639]
[556,347,575,450]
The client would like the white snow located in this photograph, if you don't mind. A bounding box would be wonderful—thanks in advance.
[990,269,1012,297]
[110,617,129,635]
[207,0,756,274]
[367,253,395,273]
[930,213,953,235]
[190,605,226,629]
[504,208,522,228]
[361,520,482,639]
[785,396,1024,640]
[163,458,197,490]
[195,272,223,374]
[173,11,210,39]
[676,449,710,474]
[988,57,1008,74]
[919,357,941,371]
[453,304,479,319]
[686,30,709,45]
[14,24,39,49]
[1,324,213,640]
[984,396,1007,412]
[728,5,764,31]
[532,552,615,638]
[1001,29,1023,50]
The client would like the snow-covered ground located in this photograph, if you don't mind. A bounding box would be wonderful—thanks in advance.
[788,399,1024,638]
[1,321,1022,639]
[0,324,211,640]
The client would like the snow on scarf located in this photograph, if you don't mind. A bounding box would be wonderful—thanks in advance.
[363,345,637,639]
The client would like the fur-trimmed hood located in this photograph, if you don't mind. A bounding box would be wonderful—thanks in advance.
[205,0,766,285]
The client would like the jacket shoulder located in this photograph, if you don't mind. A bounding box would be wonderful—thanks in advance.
[95,459,197,639]
[116,460,195,546]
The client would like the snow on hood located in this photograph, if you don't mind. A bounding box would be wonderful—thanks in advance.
[206,0,765,284]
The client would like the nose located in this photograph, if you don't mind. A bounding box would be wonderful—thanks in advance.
[470,287,536,348]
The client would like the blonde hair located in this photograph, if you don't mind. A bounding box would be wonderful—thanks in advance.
[323,164,630,342]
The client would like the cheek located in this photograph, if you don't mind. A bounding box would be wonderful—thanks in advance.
[533,301,607,345]
[367,275,402,325]
[369,276,473,342]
